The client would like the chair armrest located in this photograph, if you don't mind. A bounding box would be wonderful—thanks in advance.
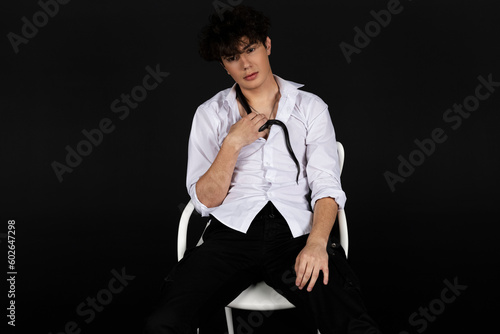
[338,209,348,258]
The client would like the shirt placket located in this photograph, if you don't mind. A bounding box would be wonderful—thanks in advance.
[262,141,277,202]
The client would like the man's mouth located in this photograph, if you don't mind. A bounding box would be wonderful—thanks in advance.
[244,72,258,80]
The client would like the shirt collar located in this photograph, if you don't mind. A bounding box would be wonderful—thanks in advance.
[222,75,304,112]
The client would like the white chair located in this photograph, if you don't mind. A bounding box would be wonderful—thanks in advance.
[177,141,348,334]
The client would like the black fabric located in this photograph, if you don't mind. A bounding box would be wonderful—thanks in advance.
[143,202,382,334]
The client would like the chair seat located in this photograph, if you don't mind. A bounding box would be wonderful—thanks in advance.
[227,281,295,310]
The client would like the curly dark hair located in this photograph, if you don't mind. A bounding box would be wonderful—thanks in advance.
[198,5,271,62]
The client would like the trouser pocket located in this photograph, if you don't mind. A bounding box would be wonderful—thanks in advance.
[326,236,361,291]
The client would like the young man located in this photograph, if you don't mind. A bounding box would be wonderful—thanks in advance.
[144,5,382,334]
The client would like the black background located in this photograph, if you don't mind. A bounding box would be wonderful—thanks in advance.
[1,0,499,333]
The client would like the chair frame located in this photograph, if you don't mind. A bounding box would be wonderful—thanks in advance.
[177,141,348,334]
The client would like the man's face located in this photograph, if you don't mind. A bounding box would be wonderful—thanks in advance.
[221,36,272,91]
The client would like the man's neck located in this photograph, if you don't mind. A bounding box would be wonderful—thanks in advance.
[239,72,279,107]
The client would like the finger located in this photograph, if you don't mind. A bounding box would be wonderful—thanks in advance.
[299,264,313,290]
[307,268,320,292]
[294,262,301,287]
[253,114,267,124]
[294,259,306,288]
[323,266,329,285]
[248,111,261,120]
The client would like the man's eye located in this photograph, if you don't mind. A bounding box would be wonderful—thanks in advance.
[247,48,255,53]
[225,56,236,62]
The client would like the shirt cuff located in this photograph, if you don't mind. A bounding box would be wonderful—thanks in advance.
[190,183,216,217]
[311,190,347,211]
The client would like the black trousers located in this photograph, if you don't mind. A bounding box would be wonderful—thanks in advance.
[144,202,381,334]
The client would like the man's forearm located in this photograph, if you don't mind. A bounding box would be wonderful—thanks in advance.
[307,197,338,247]
[195,111,268,208]
[196,139,240,208]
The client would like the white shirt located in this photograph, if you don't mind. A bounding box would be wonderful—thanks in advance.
[186,75,346,238]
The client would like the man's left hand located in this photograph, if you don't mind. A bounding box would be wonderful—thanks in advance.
[294,241,329,292]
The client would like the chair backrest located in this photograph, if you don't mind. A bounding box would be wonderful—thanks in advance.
[178,141,348,260]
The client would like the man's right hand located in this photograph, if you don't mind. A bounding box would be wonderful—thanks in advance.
[224,112,268,150]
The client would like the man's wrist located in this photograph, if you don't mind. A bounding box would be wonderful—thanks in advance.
[222,135,243,153]
[306,235,329,248]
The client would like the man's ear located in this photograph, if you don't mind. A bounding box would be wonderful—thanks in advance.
[219,61,230,75]
[265,36,272,55]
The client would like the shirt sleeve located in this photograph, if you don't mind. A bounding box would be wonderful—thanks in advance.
[185,105,221,216]
[305,105,347,211]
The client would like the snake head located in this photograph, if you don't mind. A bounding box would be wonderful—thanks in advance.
[258,121,271,132]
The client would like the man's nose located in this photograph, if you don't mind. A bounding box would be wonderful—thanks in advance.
[240,54,251,69]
